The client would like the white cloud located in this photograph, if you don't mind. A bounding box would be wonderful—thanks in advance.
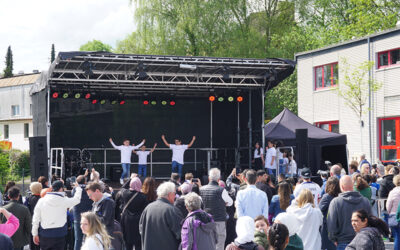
[0,0,136,73]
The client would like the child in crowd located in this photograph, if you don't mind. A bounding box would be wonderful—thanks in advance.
[133,143,157,178]
[287,152,297,178]
[254,215,269,249]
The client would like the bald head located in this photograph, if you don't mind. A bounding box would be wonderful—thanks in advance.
[330,165,341,176]
[340,175,353,192]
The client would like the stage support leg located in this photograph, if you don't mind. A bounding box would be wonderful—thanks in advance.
[210,101,213,148]
[249,91,252,169]
[103,149,107,179]
[236,102,240,167]
[46,86,51,183]
[261,87,265,151]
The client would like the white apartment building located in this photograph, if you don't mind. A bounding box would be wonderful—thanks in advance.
[0,73,40,151]
[296,27,400,164]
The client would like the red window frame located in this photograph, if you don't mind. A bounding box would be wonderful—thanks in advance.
[378,48,400,69]
[314,62,338,90]
[315,120,339,132]
[378,117,400,162]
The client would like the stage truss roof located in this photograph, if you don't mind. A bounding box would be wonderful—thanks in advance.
[45,51,296,97]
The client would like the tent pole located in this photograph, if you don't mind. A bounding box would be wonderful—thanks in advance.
[249,91,252,169]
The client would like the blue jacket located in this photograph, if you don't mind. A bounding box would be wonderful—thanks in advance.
[71,184,93,222]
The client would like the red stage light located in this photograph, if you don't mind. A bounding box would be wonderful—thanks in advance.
[52,92,59,99]
[170,101,175,106]
[237,96,243,102]
[85,93,91,99]
[143,100,149,105]
[209,95,216,102]
[119,100,126,105]
[91,99,98,104]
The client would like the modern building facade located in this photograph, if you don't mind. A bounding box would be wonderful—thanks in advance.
[296,27,400,164]
[0,73,40,151]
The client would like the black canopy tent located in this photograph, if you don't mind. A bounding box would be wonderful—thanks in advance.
[264,108,348,174]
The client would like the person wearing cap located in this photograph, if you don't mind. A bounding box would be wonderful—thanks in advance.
[32,180,82,250]
[293,168,321,206]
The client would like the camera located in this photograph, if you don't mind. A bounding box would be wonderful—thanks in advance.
[317,170,329,178]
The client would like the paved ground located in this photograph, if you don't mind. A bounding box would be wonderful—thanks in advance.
[385,241,394,249]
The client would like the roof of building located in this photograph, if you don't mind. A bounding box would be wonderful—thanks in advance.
[0,73,40,88]
[295,26,400,59]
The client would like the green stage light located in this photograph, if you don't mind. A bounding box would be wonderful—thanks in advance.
[151,101,157,105]
[62,93,69,99]
[111,100,118,105]
[228,96,234,102]
[161,101,167,105]
[218,96,224,102]
[74,93,81,99]
[100,99,106,104]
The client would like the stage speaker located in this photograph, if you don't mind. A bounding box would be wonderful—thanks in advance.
[295,129,309,171]
[29,136,48,181]
[111,166,122,181]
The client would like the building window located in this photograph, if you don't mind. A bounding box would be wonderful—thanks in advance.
[378,48,400,69]
[315,121,339,133]
[379,117,400,162]
[11,105,20,116]
[4,125,9,139]
[24,123,29,138]
[314,63,338,90]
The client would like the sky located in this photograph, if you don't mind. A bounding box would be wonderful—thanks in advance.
[0,0,136,74]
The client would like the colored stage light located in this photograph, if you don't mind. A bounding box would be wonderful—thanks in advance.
[209,95,216,102]
[74,93,81,99]
[218,96,224,102]
[170,101,175,106]
[111,100,118,105]
[161,101,167,106]
[91,99,98,104]
[62,92,69,99]
[237,96,243,103]
[151,101,157,105]
[100,99,106,105]
[119,100,126,105]
[143,100,149,105]
[52,92,59,99]
[228,96,234,102]
[85,93,91,99]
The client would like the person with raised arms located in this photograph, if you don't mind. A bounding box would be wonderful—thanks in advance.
[161,135,196,177]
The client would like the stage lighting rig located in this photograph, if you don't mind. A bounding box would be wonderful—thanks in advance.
[170,101,176,106]
[218,96,224,102]
[74,93,81,99]
[222,65,230,82]
[62,92,70,99]
[209,95,216,102]
[52,92,59,99]
[237,95,244,103]
[135,62,148,80]
[227,96,234,102]
[82,60,94,76]
[84,93,91,99]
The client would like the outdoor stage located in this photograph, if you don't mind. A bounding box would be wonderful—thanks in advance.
[29,52,296,181]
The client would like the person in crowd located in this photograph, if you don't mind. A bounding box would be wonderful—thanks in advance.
[346,209,389,250]
[0,233,13,250]
[360,163,370,175]
[226,168,241,197]
[370,174,380,191]
[170,172,182,193]
[253,142,264,170]
[330,164,342,179]
[132,143,157,178]
[0,207,19,237]
[320,170,329,197]
[174,182,193,218]
[37,176,49,189]
[87,168,101,183]
[139,182,183,250]
[378,164,396,198]
[226,216,265,250]
[236,169,269,219]
[265,140,277,176]
[181,192,217,250]
[256,170,274,203]
[1,187,31,250]
[293,168,321,206]
[141,177,157,203]
[3,181,22,205]
[185,172,194,183]
[32,180,81,250]
[24,182,42,250]
[269,182,294,223]
[319,177,340,250]
[71,175,93,250]
[287,152,297,178]
[80,211,112,250]
[386,174,400,249]
[353,174,372,201]
[254,215,269,250]
[278,151,289,177]
[287,189,322,250]
[109,137,145,184]
[277,174,286,186]
[267,223,289,250]
[200,168,233,250]
[349,161,359,176]
[85,182,115,236]
[274,212,303,250]
[161,134,196,177]
[376,164,385,182]
[118,177,148,250]
[358,153,371,169]
[326,175,371,249]
[363,174,379,216]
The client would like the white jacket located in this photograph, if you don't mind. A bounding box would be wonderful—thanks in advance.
[287,202,323,250]
[81,234,104,250]
[32,187,82,236]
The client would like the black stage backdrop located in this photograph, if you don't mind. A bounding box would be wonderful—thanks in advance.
[48,91,262,178]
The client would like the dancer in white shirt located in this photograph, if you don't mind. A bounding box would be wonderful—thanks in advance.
[109,138,145,184]
[133,143,157,178]
[161,135,196,177]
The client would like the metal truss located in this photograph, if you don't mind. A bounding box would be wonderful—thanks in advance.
[48,52,295,96]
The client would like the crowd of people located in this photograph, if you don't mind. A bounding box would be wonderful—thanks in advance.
[0,139,399,250]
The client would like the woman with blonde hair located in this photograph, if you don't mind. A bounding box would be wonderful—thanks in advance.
[80,212,112,250]
[287,189,322,250]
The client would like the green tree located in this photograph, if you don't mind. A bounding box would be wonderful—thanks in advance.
[3,46,13,78]
[51,44,55,63]
[80,40,113,52]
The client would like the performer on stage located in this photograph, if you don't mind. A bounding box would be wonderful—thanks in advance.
[109,138,145,184]
[133,143,157,178]
[161,135,196,177]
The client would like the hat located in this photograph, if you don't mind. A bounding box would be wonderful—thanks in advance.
[301,168,311,178]
[51,180,64,192]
